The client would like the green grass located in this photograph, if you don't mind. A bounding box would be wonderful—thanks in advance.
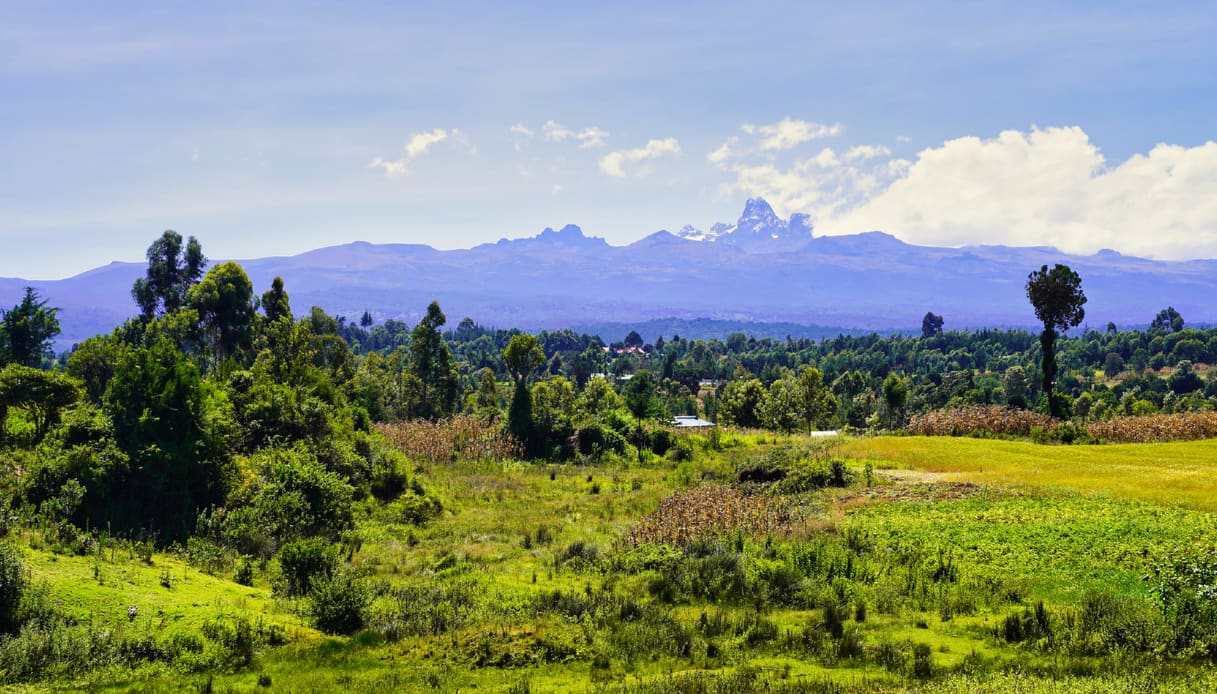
[12,434,1217,692]
[843,436,1217,511]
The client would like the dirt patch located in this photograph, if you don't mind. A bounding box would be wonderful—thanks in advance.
[836,477,987,507]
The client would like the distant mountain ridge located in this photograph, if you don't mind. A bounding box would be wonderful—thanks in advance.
[3,198,1217,345]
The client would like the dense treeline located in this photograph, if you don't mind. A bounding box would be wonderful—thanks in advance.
[327,303,1217,438]
[1,232,441,550]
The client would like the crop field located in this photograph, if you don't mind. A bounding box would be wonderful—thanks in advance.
[12,432,1217,692]
[842,436,1217,512]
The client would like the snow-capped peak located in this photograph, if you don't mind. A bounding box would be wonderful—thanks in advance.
[676,198,814,252]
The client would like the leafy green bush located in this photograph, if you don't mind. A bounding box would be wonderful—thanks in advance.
[308,572,369,635]
[1031,422,1096,445]
[0,543,25,634]
[649,429,673,456]
[276,538,338,597]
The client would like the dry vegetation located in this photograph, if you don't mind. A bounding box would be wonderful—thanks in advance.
[909,405,1217,444]
[622,485,797,546]
[908,405,1054,437]
[1086,411,1217,443]
[375,414,521,464]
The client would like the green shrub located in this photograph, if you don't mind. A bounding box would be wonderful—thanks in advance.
[276,538,338,597]
[308,572,369,635]
[0,543,25,634]
[1032,422,1096,445]
[650,429,673,456]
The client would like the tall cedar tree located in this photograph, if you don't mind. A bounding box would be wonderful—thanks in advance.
[1,287,60,367]
[502,334,545,450]
[1025,264,1086,419]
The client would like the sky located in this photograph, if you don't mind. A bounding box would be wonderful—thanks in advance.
[3,0,1217,278]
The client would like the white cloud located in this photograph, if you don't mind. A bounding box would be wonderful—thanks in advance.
[717,124,1217,259]
[844,144,891,162]
[541,120,609,148]
[368,127,471,177]
[824,127,1217,258]
[509,123,534,138]
[575,126,609,149]
[405,128,450,157]
[707,137,739,165]
[758,118,842,151]
[542,120,574,142]
[599,137,681,177]
[367,156,408,177]
[708,118,843,166]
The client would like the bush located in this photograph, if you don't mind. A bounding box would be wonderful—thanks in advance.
[276,538,338,597]
[1031,422,1096,445]
[0,543,25,634]
[650,429,673,456]
[575,423,627,457]
[308,572,369,635]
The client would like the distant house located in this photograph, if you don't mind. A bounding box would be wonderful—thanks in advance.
[671,415,714,428]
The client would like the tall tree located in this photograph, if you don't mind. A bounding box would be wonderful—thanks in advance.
[623,370,659,462]
[408,301,458,419]
[1,287,60,367]
[795,366,836,434]
[261,276,292,322]
[502,334,545,447]
[921,312,944,338]
[188,262,256,364]
[1026,264,1086,418]
[882,373,908,428]
[502,334,545,388]
[131,231,206,319]
[1150,306,1184,334]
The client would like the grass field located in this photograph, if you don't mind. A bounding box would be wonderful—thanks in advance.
[13,433,1217,692]
[843,436,1217,512]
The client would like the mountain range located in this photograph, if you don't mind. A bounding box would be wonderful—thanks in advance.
[3,198,1216,345]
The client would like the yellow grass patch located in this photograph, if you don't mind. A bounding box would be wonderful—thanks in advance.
[842,436,1217,512]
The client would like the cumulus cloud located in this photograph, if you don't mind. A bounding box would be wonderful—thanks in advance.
[540,120,609,148]
[825,127,1217,258]
[510,123,534,138]
[599,137,681,177]
[718,124,1217,259]
[368,128,470,177]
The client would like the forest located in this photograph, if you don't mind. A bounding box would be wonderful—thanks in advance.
[1,231,1217,692]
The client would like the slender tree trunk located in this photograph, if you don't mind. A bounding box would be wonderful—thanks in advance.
[1040,327,1059,418]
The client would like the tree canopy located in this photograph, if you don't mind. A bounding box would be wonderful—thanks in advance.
[1,287,60,368]
[131,230,206,319]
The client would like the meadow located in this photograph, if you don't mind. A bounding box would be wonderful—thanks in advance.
[10,429,1217,692]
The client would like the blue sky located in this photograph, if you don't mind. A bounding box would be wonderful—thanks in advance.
[4,1,1217,278]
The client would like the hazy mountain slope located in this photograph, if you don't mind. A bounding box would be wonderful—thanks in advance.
[3,201,1215,345]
